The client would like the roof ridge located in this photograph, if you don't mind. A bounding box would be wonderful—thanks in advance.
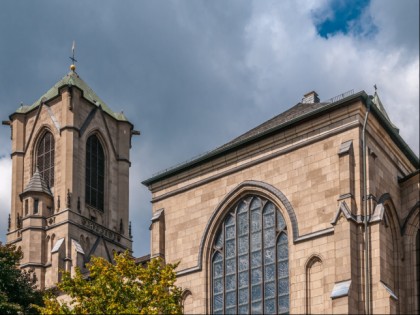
[143,90,418,185]
[217,101,329,151]
[143,101,331,184]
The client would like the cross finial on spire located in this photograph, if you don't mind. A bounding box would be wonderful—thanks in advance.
[374,84,377,92]
[69,40,77,71]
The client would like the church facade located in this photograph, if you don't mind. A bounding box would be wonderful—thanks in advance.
[143,90,419,314]
[4,68,136,289]
[4,66,419,314]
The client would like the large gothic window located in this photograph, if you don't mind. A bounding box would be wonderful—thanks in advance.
[85,135,105,211]
[36,131,55,187]
[211,195,289,314]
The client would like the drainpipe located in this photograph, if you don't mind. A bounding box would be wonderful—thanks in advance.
[362,98,371,314]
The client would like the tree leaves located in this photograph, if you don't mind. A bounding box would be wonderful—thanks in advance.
[38,252,183,314]
[0,242,44,315]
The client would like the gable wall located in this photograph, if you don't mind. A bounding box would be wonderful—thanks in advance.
[148,99,419,314]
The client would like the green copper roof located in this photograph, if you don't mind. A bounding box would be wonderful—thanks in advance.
[15,71,128,121]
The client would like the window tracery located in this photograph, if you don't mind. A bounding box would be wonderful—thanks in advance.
[85,134,105,211]
[211,195,289,314]
[36,131,55,187]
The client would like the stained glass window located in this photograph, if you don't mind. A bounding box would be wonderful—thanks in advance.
[211,196,289,314]
[36,131,55,187]
[85,135,105,211]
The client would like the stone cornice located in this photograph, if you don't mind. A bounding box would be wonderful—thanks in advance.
[10,151,24,157]
[60,125,80,134]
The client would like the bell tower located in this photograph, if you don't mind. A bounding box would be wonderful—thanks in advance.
[4,62,137,289]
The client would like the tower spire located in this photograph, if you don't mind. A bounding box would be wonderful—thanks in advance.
[69,40,77,71]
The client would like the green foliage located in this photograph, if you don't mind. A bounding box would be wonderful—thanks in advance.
[0,242,44,314]
[38,252,183,314]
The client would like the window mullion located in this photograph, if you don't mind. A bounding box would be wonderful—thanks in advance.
[223,221,226,314]
[247,200,251,313]
[95,141,98,208]
[89,145,92,205]
[235,207,239,312]
[88,140,91,204]
[275,211,279,314]
[211,196,288,314]
[260,203,264,313]
[97,141,100,208]
[85,136,105,211]
[36,132,55,188]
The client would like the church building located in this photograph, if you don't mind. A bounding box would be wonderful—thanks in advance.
[4,64,136,289]
[142,90,419,314]
[3,62,419,314]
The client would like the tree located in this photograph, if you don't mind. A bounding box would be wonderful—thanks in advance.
[0,242,44,314]
[37,251,183,314]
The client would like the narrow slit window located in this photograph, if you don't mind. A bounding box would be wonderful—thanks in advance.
[34,199,39,214]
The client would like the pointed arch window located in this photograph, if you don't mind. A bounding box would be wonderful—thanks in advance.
[36,131,55,187]
[211,195,289,314]
[85,135,105,211]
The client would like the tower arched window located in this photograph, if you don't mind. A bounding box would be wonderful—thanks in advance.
[211,195,289,314]
[36,131,55,187]
[85,134,105,211]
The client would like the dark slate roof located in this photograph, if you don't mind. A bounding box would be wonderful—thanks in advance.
[142,90,419,186]
[14,71,128,122]
[218,101,328,151]
[21,169,52,196]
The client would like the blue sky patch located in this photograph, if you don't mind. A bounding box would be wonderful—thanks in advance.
[313,0,377,38]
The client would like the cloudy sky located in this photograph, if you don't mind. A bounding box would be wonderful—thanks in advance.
[0,0,418,257]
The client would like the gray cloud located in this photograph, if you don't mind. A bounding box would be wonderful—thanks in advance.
[0,0,418,256]
[370,0,419,58]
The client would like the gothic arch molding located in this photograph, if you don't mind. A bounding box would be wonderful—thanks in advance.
[401,201,419,236]
[378,193,400,225]
[30,125,56,175]
[24,102,57,154]
[181,289,193,313]
[375,194,404,255]
[305,253,324,268]
[83,129,110,162]
[181,289,192,302]
[79,106,119,160]
[376,193,402,309]
[376,193,417,237]
[195,180,298,276]
[305,254,325,314]
[84,131,108,212]
[399,200,420,313]
[380,197,400,238]
[82,129,109,187]
[382,205,400,294]
[31,124,56,150]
